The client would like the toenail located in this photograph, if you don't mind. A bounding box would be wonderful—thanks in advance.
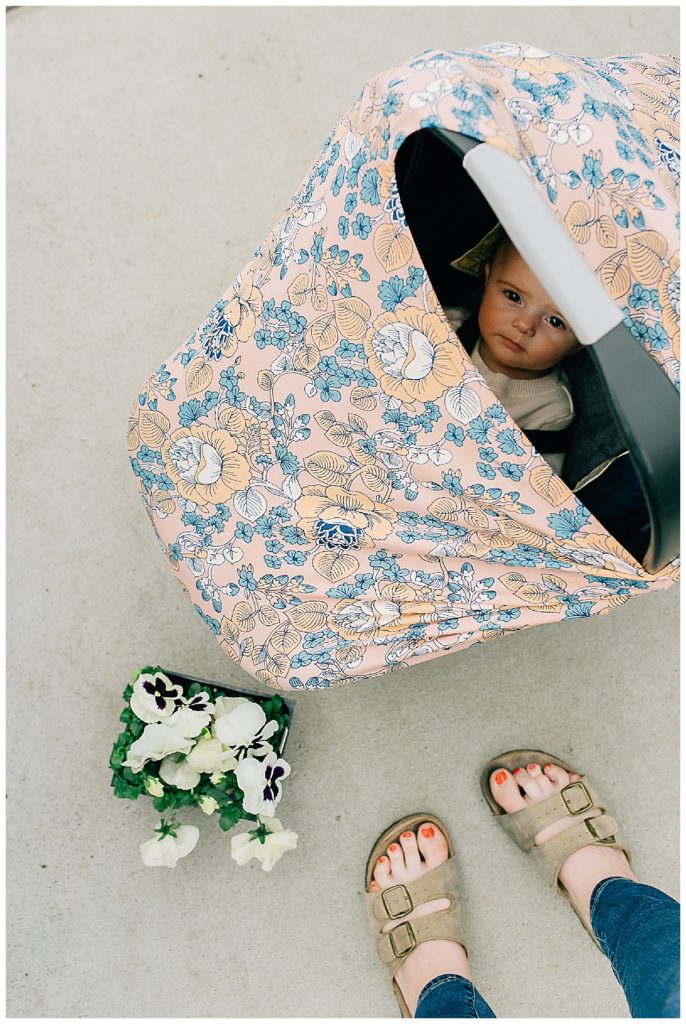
[513,767,522,774]
[528,764,537,771]
[402,832,413,838]
[378,856,387,863]
[494,771,507,784]
[421,826,435,838]
[389,844,399,851]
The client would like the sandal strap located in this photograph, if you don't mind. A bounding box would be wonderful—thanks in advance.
[498,779,604,849]
[368,857,459,923]
[376,905,467,968]
[367,857,467,977]
[530,813,625,886]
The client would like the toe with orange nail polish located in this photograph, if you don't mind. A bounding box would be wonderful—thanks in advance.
[389,843,399,852]
[421,826,435,838]
[378,855,387,863]
[528,764,537,771]
[494,771,507,785]
[402,832,413,838]
[513,767,521,774]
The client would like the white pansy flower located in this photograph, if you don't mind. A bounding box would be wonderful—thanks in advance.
[235,750,291,816]
[140,822,199,868]
[214,702,279,759]
[197,795,219,815]
[186,736,238,774]
[230,816,298,871]
[166,705,211,739]
[144,776,165,798]
[213,695,250,720]
[130,670,184,724]
[159,755,201,791]
[122,723,194,773]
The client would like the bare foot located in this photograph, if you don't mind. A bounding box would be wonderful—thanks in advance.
[490,761,638,928]
[368,823,469,1014]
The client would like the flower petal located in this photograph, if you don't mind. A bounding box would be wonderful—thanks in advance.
[230,833,259,866]
[259,829,298,871]
[214,702,267,747]
[159,755,201,790]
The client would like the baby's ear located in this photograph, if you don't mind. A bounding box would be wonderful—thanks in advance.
[483,260,491,284]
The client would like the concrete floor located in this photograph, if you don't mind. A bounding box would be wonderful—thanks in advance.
[7,6,680,1018]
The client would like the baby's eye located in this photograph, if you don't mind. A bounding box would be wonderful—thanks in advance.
[547,315,567,330]
[504,290,521,303]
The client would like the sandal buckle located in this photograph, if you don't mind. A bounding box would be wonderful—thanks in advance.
[585,817,616,844]
[382,883,413,919]
[389,920,416,958]
[561,781,593,815]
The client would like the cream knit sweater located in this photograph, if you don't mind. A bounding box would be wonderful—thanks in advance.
[470,338,574,475]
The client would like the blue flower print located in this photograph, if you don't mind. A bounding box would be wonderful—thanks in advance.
[477,462,496,480]
[360,168,381,206]
[446,423,465,446]
[499,462,523,481]
[628,284,652,310]
[178,399,205,426]
[315,376,342,402]
[338,216,349,239]
[582,94,604,120]
[344,192,358,215]
[648,324,669,351]
[383,91,401,116]
[333,165,346,195]
[582,154,603,188]
[485,403,507,424]
[616,140,634,162]
[548,507,590,540]
[497,428,525,457]
[467,417,491,445]
[352,213,372,240]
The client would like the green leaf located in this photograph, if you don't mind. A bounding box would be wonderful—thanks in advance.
[109,747,126,770]
[113,776,141,800]
[128,718,145,739]
[218,805,242,832]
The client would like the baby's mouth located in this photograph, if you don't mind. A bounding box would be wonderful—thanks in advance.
[500,336,526,353]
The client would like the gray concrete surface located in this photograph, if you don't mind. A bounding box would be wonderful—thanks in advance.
[7,5,680,1018]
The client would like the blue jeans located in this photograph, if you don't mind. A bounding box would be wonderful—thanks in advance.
[415,878,680,1018]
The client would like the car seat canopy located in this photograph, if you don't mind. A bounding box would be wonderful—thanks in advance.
[130,44,680,690]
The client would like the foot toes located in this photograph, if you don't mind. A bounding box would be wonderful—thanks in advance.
[542,763,571,789]
[373,854,392,888]
[399,829,421,873]
[526,761,543,778]
[386,841,405,875]
[490,768,526,812]
[369,880,380,892]
[416,821,449,869]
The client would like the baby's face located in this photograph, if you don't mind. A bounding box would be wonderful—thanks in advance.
[478,244,581,376]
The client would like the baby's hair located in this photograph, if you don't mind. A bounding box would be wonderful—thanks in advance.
[490,230,516,267]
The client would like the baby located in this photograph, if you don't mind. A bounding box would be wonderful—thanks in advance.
[448,229,582,474]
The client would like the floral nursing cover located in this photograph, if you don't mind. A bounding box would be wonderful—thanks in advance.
[129,44,680,690]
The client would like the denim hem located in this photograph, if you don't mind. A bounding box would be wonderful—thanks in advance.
[417,972,472,1003]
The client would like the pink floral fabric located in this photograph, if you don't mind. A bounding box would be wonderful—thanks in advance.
[129,44,680,690]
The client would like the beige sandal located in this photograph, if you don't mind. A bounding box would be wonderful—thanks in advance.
[365,812,467,1018]
[480,748,632,947]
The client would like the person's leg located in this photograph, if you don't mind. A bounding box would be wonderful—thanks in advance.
[368,824,497,1016]
[590,876,680,1018]
[490,761,679,1019]
[415,973,497,1018]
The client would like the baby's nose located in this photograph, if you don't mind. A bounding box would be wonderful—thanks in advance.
[512,313,536,335]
